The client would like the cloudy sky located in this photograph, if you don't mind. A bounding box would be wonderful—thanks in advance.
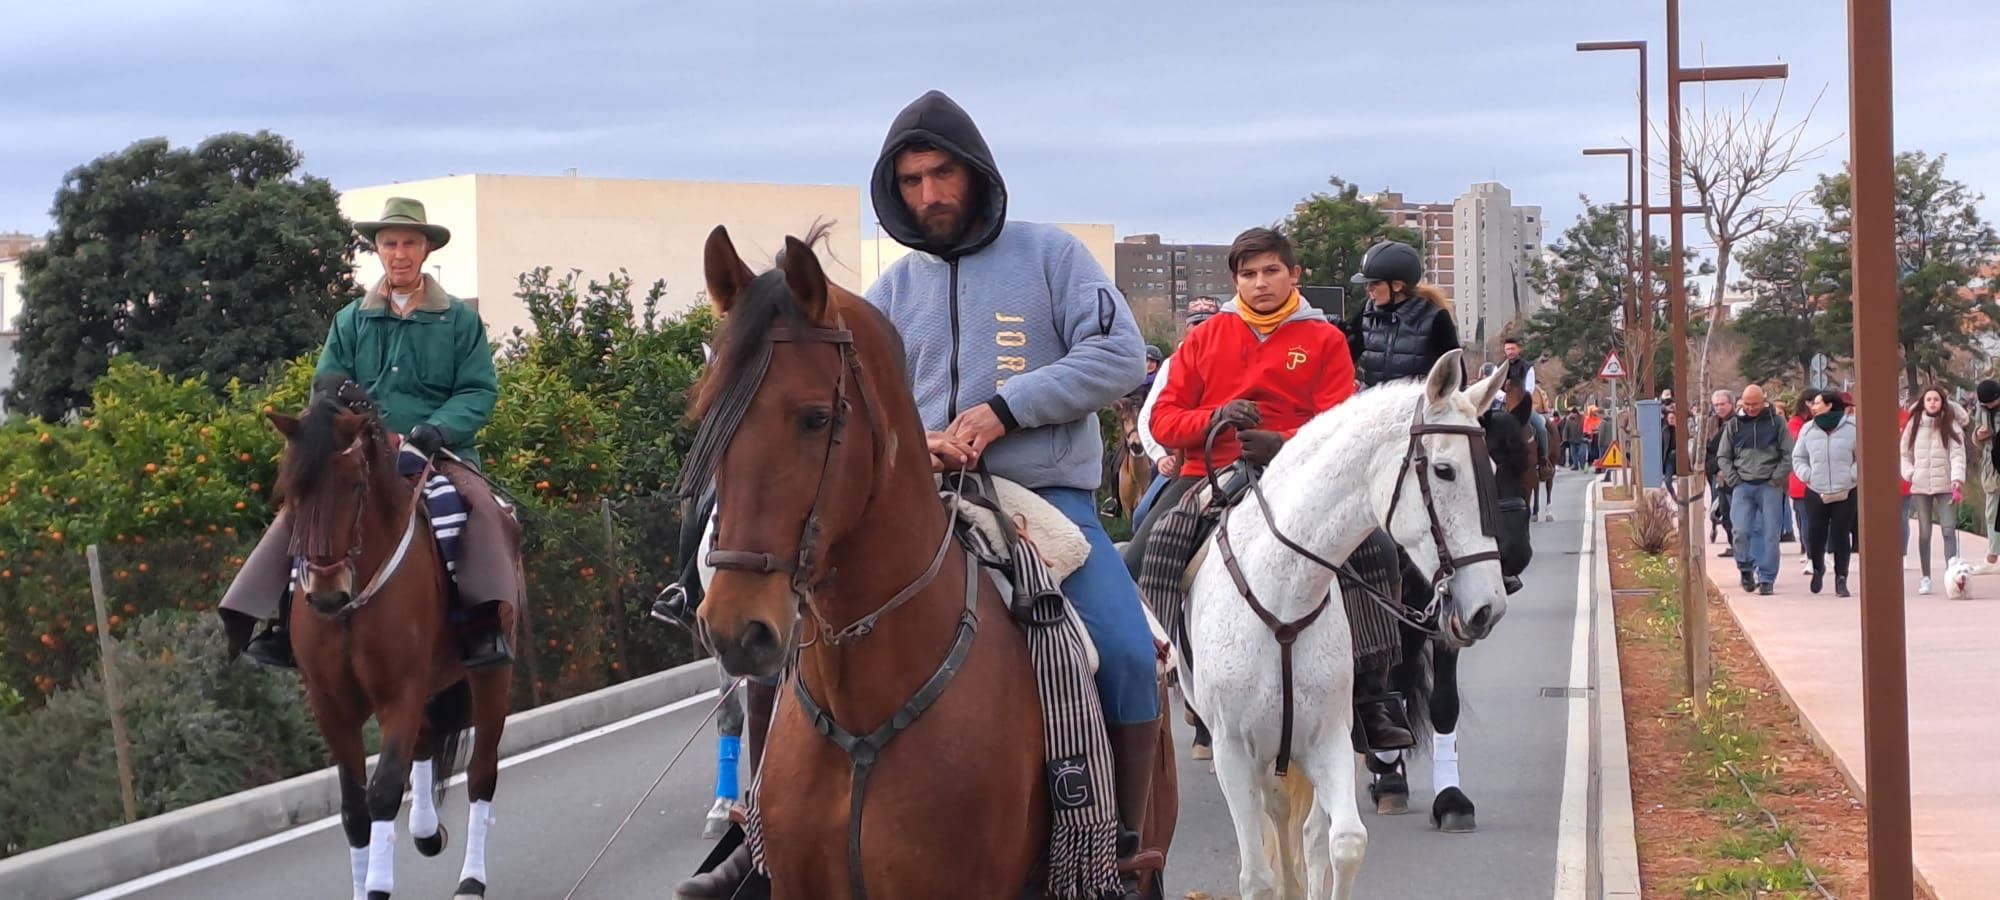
[5,0,1997,252]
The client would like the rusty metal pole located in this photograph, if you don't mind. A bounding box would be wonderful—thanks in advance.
[1575,41,1654,394]
[1586,147,1645,485]
[1847,0,1916,893]
[1664,0,1709,709]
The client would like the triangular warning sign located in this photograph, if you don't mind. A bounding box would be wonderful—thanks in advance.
[1600,442,1624,468]
[1598,352,1627,380]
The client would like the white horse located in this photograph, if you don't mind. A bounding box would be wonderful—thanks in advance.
[1180,351,1511,899]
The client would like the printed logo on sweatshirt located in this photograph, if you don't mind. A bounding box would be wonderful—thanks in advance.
[995,311,1027,388]
[1286,346,1309,371]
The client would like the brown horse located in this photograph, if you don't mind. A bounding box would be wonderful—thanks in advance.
[689,226,1175,899]
[270,377,515,900]
[1112,397,1154,520]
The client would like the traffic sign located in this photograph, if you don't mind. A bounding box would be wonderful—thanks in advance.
[1598,352,1627,380]
[1810,353,1830,389]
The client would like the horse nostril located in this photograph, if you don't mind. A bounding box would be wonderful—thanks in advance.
[740,619,780,654]
[1467,606,1495,636]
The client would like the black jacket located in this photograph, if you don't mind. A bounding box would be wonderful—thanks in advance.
[1346,290,1460,387]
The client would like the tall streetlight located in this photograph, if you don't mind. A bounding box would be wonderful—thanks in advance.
[1584,146,1644,484]
[1575,41,1654,397]
[1664,0,1788,713]
[1847,0,1914,894]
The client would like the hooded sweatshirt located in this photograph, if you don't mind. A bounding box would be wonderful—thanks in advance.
[1149,298,1355,476]
[864,90,1146,491]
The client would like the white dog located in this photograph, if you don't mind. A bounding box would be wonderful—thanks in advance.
[1945,556,1974,601]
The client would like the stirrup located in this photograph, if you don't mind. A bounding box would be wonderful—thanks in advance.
[651,583,697,631]
[243,626,296,670]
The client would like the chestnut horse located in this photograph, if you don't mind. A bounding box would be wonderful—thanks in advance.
[271,376,515,900]
[688,226,1175,899]
[1112,398,1153,520]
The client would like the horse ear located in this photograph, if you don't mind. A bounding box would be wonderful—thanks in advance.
[779,235,831,324]
[1468,359,1509,411]
[703,225,756,315]
[267,410,299,439]
[1425,349,1466,406]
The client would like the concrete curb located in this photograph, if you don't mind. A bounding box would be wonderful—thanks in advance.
[0,656,720,900]
[1589,482,1643,899]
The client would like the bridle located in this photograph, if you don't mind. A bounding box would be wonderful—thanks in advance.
[1202,394,1504,775]
[681,319,951,647]
[288,403,429,622]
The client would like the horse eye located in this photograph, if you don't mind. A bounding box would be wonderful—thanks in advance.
[800,407,833,431]
[1433,462,1457,482]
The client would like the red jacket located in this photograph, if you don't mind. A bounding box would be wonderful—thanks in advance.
[1787,416,1807,499]
[1151,306,1356,477]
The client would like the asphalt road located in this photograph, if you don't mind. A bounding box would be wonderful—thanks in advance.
[93,474,1589,900]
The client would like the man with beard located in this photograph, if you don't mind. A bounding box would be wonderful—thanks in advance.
[678,90,1157,899]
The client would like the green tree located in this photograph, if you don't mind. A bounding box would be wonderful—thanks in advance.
[1812,151,2000,391]
[1733,220,1842,385]
[7,132,359,421]
[1526,199,1706,395]
[1283,177,1422,322]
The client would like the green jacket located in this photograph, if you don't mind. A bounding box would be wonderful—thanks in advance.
[1716,406,1794,488]
[316,275,498,462]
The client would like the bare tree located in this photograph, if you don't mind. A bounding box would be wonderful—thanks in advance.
[1657,77,1835,463]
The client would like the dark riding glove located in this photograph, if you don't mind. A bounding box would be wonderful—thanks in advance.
[408,424,446,458]
[1239,429,1285,467]
[1211,399,1261,431]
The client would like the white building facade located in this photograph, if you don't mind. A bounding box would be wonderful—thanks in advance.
[1451,182,1544,354]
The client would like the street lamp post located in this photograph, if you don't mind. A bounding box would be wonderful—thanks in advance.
[1847,0,1915,894]
[1576,41,1654,397]
[1585,147,1646,487]
[1664,0,1788,713]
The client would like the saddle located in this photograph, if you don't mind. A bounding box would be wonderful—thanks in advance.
[943,474,1173,675]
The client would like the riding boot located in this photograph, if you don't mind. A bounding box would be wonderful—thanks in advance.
[1352,667,1415,751]
[237,593,295,669]
[460,601,512,669]
[676,680,776,900]
[1109,718,1162,898]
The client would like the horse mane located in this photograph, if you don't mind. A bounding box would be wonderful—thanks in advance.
[1478,408,1531,484]
[278,385,360,505]
[688,270,807,422]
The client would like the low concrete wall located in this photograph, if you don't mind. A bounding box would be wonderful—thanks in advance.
[0,657,719,900]
[1590,482,1643,898]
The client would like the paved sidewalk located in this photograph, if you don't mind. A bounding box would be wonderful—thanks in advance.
[1701,515,1996,899]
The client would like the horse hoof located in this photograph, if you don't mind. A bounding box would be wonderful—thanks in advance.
[414,823,448,857]
[1190,742,1212,761]
[1375,792,1410,815]
[453,876,488,898]
[1432,787,1478,833]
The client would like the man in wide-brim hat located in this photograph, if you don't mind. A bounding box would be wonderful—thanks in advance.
[219,196,519,671]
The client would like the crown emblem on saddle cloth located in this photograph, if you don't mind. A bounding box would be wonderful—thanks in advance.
[1286,346,1309,370]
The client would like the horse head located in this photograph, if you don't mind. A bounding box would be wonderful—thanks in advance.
[1380,351,1512,647]
[1475,406,1536,587]
[686,224,921,678]
[268,373,397,616]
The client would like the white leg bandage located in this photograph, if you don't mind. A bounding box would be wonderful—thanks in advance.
[365,820,396,895]
[409,761,438,838]
[1433,732,1460,791]
[459,800,493,885]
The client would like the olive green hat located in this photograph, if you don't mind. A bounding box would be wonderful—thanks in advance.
[355,196,450,250]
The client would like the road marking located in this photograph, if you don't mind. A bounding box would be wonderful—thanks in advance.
[1553,482,1595,899]
[79,688,723,898]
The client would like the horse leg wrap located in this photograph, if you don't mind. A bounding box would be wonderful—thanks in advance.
[1433,732,1460,791]
[349,846,368,900]
[409,761,438,838]
[365,820,396,895]
[715,735,741,801]
[459,800,492,886]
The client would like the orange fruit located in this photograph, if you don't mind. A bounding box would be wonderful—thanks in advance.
[144,463,158,474]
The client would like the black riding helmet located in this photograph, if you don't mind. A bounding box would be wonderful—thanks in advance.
[1350,240,1424,288]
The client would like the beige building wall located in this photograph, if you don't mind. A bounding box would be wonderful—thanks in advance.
[859,221,1116,292]
[0,256,21,333]
[339,174,864,342]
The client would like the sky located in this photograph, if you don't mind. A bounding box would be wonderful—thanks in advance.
[5,0,1999,256]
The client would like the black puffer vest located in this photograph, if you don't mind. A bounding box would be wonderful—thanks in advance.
[1357,297,1448,387]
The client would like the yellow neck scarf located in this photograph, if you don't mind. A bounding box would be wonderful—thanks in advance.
[1236,290,1301,335]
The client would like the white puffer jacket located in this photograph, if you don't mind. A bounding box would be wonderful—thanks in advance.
[1900,403,1967,496]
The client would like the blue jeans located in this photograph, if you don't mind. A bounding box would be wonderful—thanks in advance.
[1132,472,1168,527]
[1039,487,1162,724]
[1730,481,1786,585]
[1529,412,1549,462]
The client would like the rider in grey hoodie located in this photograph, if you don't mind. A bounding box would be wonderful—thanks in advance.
[864,89,1160,891]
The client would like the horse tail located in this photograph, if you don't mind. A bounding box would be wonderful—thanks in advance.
[424,678,474,808]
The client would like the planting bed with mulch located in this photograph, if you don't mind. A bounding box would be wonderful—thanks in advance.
[1606,512,1926,899]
